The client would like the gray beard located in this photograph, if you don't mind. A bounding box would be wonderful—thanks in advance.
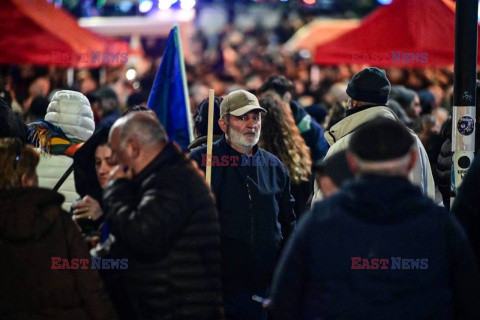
[227,126,260,150]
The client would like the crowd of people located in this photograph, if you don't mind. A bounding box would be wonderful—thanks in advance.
[1,62,480,319]
[0,20,479,320]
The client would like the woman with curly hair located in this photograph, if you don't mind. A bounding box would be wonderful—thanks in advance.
[259,95,313,216]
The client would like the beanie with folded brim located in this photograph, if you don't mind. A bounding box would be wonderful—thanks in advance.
[346,67,391,105]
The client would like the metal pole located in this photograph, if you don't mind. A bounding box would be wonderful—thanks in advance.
[451,0,478,207]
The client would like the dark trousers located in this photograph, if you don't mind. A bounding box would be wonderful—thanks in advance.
[224,289,268,320]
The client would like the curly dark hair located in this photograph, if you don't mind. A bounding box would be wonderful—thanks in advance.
[259,95,311,184]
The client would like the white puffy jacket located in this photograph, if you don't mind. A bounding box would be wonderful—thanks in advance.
[312,106,435,206]
[34,90,94,211]
[37,154,77,211]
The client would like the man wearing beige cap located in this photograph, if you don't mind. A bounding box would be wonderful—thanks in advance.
[190,90,296,320]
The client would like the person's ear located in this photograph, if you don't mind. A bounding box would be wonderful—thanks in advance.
[21,173,37,187]
[407,150,418,172]
[218,117,227,134]
[318,176,339,198]
[346,152,359,175]
[129,139,141,159]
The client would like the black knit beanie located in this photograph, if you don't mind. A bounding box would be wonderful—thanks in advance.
[346,67,391,105]
[349,117,414,161]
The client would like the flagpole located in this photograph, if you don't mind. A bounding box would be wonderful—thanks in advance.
[206,89,215,186]
[173,24,194,143]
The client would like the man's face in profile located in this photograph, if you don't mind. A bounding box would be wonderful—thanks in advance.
[108,128,129,168]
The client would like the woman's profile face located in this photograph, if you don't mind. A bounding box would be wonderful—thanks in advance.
[95,144,115,189]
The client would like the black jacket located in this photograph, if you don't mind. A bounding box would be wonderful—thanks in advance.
[452,152,480,267]
[186,134,222,153]
[0,188,116,320]
[190,136,296,293]
[271,175,480,320]
[103,142,224,319]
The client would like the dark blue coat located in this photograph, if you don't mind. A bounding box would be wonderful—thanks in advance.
[270,175,480,320]
[190,136,296,293]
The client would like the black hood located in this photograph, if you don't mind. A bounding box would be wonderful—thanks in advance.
[73,126,110,203]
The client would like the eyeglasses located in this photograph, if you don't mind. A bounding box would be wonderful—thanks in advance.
[12,138,23,170]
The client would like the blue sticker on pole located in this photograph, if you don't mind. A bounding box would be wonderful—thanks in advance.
[457,116,475,136]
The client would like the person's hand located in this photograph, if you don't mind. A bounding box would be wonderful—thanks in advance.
[108,164,133,182]
[72,195,103,221]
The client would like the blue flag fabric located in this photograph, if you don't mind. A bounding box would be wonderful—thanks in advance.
[147,25,192,150]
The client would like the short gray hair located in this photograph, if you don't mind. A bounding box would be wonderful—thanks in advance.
[117,112,168,148]
[353,149,413,177]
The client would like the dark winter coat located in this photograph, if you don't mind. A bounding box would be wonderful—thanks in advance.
[452,152,480,267]
[0,188,117,320]
[436,117,480,208]
[102,142,224,320]
[270,175,480,320]
[186,134,222,153]
[190,136,296,293]
[290,100,329,162]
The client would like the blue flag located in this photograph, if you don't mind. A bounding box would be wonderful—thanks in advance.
[147,25,193,150]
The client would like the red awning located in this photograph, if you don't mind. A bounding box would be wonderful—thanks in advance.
[0,0,129,67]
[314,0,471,67]
[284,19,360,54]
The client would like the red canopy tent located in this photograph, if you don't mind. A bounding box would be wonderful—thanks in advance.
[284,19,360,54]
[314,0,469,67]
[0,0,129,68]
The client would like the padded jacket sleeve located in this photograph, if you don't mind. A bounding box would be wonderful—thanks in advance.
[103,172,190,258]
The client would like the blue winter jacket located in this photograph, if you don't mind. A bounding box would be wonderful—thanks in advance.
[270,175,480,320]
[190,136,296,293]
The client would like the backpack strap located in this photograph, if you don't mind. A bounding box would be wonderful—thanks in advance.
[53,164,74,192]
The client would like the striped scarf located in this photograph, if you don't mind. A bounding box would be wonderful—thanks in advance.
[27,120,84,157]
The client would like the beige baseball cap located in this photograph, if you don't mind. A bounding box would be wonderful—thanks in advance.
[220,90,267,117]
